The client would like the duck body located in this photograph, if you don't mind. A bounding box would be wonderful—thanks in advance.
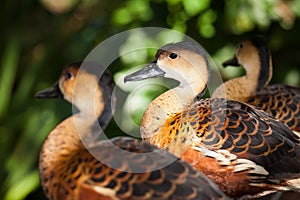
[248,84,300,132]
[124,42,300,198]
[142,96,300,197]
[40,126,228,200]
[37,62,229,200]
[213,37,300,133]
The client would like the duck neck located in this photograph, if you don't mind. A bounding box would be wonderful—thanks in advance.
[244,52,273,94]
[256,51,273,89]
[213,54,273,101]
[140,79,207,147]
[39,83,113,184]
[244,44,273,91]
[70,70,114,145]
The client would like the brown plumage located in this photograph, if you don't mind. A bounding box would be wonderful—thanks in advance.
[124,42,300,198]
[213,36,300,132]
[36,62,229,200]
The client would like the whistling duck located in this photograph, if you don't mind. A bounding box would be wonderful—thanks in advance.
[213,37,300,133]
[124,42,300,198]
[36,62,229,200]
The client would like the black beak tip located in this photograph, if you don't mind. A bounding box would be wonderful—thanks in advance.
[123,75,142,83]
[35,84,62,99]
[35,92,45,99]
[123,70,145,83]
[222,57,239,68]
[123,76,130,83]
[222,62,230,68]
[35,92,55,99]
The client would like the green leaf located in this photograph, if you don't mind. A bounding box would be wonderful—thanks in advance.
[182,0,210,16]
[4,171,39,200]
[0,35,20,118]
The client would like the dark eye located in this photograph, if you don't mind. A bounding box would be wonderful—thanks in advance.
[169,53,178,59]
[65,71,74,80]
[239,43,244,48]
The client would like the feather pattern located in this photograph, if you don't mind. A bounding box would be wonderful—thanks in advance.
[37,62,229,200]
[124,41,300,198]
[213,37,300,132]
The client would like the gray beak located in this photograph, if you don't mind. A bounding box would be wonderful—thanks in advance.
[124,61,166,83]
[222,56,240,67]
[35,83,63,99]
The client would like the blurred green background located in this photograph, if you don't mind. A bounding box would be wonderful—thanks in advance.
[1,0,300,199]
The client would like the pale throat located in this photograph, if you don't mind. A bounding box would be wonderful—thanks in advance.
[244,59,260,83]
[42,87,104,162]
[213,57,262,100]
[72,84,105,145]
[140,69,207,140]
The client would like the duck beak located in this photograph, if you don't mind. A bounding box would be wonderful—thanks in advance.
[222,56,240,67]
[124,61,166,83]
[35,83,63,99]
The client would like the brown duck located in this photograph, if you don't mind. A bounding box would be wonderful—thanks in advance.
[124,42,300,198]
[213,36,300,133]
[36,62,229,200]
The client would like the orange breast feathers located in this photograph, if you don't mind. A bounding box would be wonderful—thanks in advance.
[146,98,300,181]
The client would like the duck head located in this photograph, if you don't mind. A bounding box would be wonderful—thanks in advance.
[36,62,114,128]
[125,42,210,98]
[36,62,81,102]
[223,36,273,88]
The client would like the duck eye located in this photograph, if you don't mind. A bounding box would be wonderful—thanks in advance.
[169,53,178,59]
[239,43,244,49]
[65,71,74,80]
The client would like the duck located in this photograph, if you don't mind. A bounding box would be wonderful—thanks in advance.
[124,42,300,198]
[212,36,300,133]
[35,61,229,200]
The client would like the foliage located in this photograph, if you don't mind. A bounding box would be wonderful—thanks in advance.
[0,0,299,199]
